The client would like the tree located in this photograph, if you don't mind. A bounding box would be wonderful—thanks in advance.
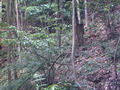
[0,0,2,23]
[71,0,81,89]
[84,0,88,28]
[6,0,10,24]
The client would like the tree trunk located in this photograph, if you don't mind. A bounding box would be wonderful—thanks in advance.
[7,46,12,89]
[0,0,2,23]
[84,0,88,28]
[8,68,12,89]
[57,0,61,48]
[11,0,16,25]
[76,0,81,24]
[15,0,20,30]
[71,0,81,89]
[15,0,21,63]
[6,0,10,24]
[15,0,20,78]
[76,0,84,47]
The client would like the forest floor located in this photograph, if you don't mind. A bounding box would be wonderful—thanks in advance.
[54,21,120,89]
[0,21,120,89]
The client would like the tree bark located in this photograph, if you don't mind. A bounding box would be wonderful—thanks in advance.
[15,0,20,30]
[6,0,10,24]
[76,0,81,24]
[15,0,20,78]
[71,0,82,89]
[7,46,12,89]
[15,0,21,63]
[84,0,88,28]
[6,0,16,25]
[57,0,61,48]
[0,0,2,23]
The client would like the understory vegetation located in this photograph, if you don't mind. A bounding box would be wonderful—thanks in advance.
[0,0,120,90]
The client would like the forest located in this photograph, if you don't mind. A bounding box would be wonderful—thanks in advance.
[0,0,120,90]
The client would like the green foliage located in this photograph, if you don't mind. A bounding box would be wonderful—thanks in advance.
[44,82,74,90]
[33,73,47,90]
[44,84,59,90]
[1,0,120,90]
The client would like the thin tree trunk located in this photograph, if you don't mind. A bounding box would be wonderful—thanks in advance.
[6,0,10,24]
[8,68,12,89]
[11,0,16,25]
[15,0,20,30]
[23,1,27,30]
[77,8,81,24]
[76,0,84,47]
[7,46,12,89]
[6,0,12,88]
[0,0,2,23]
[76,0,81,24]
[15,0,20,77]
[20,10,23,30]
[71,0,81,89]
[57,0,61,48]
[84,0,88,27]
[15,0,21,63]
